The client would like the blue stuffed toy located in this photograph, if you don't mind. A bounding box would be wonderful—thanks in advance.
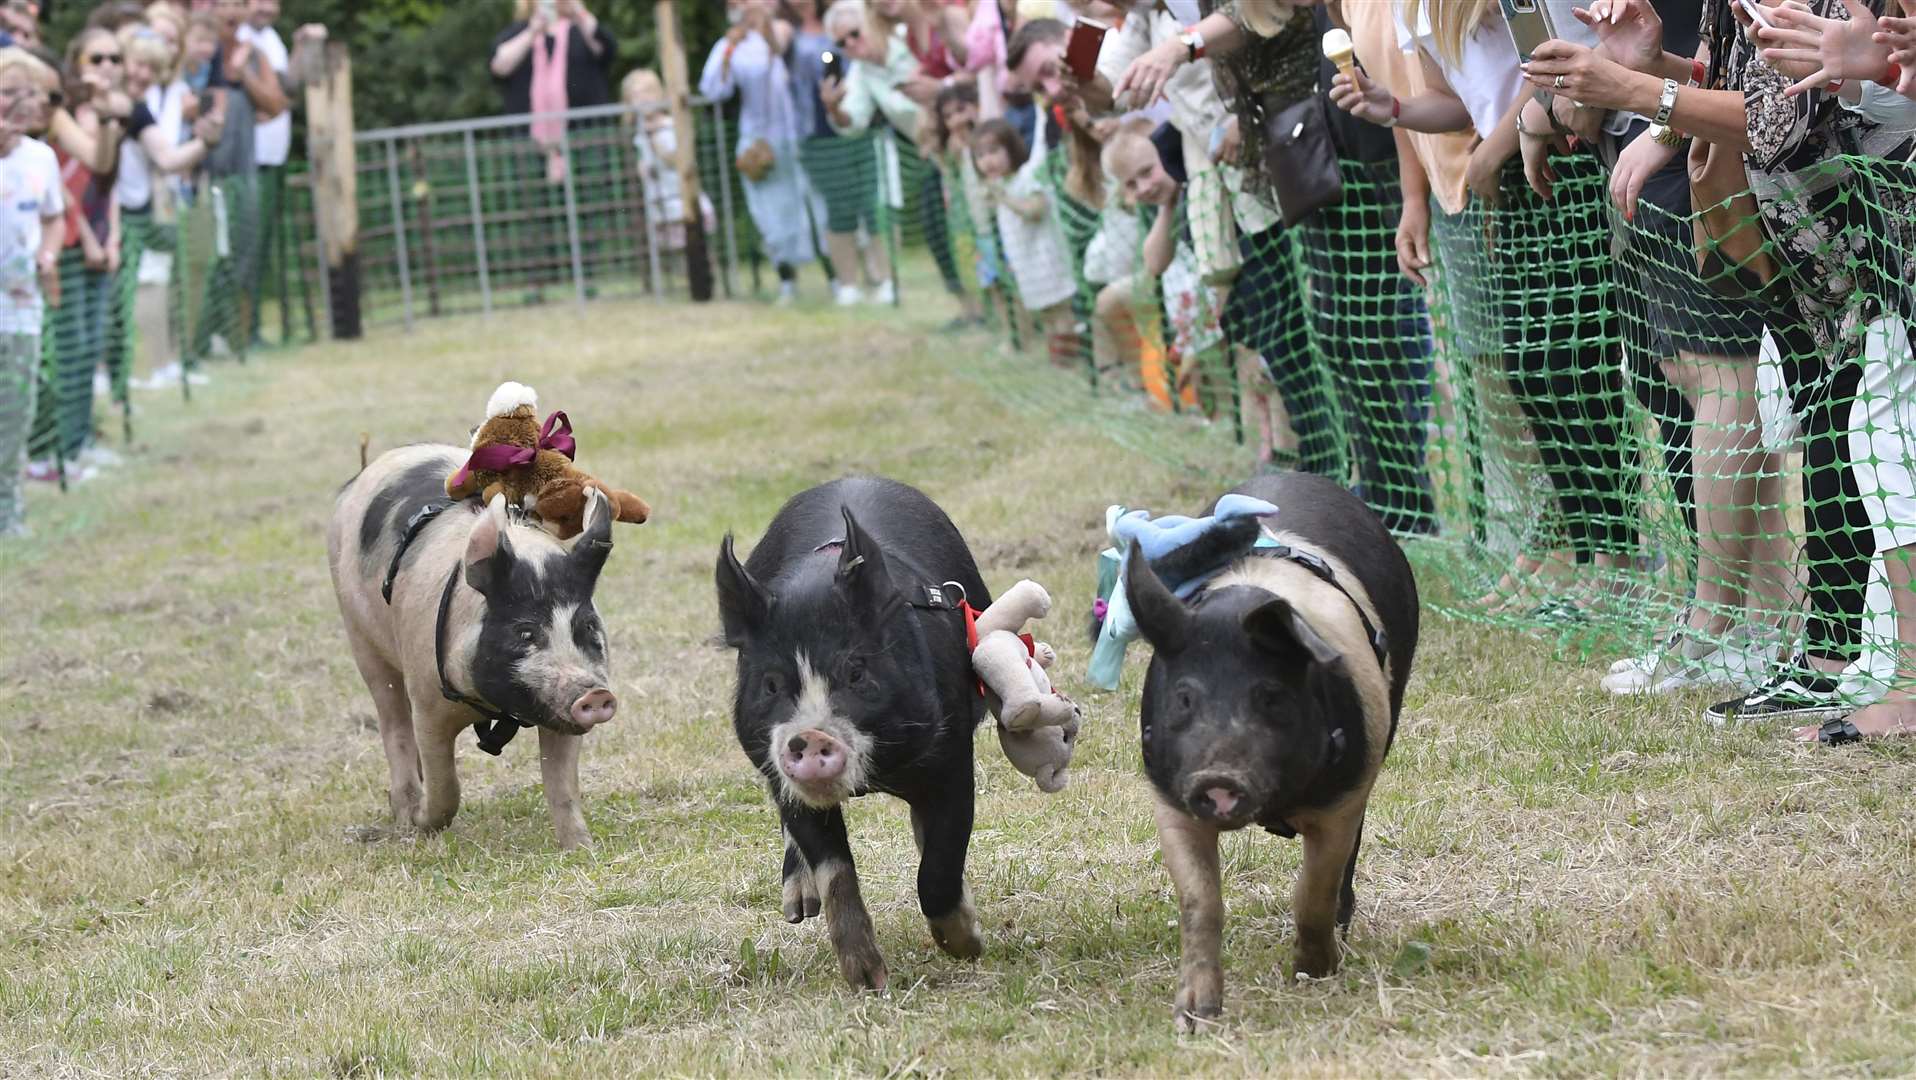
[1087,493,1278,689]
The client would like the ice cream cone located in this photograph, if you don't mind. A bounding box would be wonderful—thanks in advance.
[1322,27,1355,80]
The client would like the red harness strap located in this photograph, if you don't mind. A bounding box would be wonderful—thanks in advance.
[960,600,1035,698]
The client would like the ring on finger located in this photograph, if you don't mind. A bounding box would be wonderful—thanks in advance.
[1555,74,1566,90]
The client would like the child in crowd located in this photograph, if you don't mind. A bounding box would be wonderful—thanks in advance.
[0,47,65,537]
[179,12,215,94]
[925,82,987,329]
[621,68,714,258]
[972,118,1075,366]
[1101,130,1278,460]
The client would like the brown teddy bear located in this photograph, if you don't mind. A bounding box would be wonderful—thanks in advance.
[445,381,651,540]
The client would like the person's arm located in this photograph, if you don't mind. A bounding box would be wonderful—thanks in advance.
[37,208,63,301]
[140,121,214,174]
[50,108,118,178]
[938,5,971,68]
[236,46,288,119]
[105,199,121,274]
[698,34,741,101]
[1001,186,1050,221]
[826,67,876,132]
[1463,93,1523,205]
[1329,52,1475,134]
[562,0,609,58]
[491,20,540,78]
[1393,126,1433,285]
[1142,201,1176,276]
[1113,10,1245,108]
[1522,40,1752,151]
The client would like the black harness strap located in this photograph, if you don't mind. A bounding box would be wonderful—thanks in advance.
[382,499,525,756]
[1249,543,1390,670]
[1242,543,1378,842]
[434,566,526,756]
[382,501,454,603]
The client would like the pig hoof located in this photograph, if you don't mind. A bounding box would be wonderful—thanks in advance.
[838,946,889,992]
[1293,938,1341,981]
[782,874,821,923]
[1173,999,1222,1035]
[928,910,984,960]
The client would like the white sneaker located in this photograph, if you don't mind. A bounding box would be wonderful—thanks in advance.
[774,282,797,307]
[834,284,864,307]
[78,445,124,468]
[871,281,896,305]
[1601,624,1766,696]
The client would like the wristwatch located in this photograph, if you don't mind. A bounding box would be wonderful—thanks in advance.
[1646,77,1682,147]
[1179,28,1205,63]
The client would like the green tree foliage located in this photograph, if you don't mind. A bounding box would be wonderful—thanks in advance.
[43,0,734,131]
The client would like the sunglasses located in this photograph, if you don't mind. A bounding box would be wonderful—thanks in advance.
[835,26,861,47]
[88,53,123,65]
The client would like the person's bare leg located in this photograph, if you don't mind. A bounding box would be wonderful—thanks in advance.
[1096,280,1140,387]
[1471,362,1552,612]
[1659,350,1766,640]
[826,232,861,290]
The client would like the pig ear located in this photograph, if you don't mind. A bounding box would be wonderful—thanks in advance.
[1124,539,1193,653]
[569,488,614,579]
[1242,596,1343,676]
[465,494,515,597]
[835,505,899,613]
[715,532,772,647]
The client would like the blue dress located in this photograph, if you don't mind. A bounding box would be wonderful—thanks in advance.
[699,31,817,267]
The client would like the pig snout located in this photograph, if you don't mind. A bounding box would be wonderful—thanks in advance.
[1188,774,1254,823]
[570,688,618,728]
[780,729,849,785]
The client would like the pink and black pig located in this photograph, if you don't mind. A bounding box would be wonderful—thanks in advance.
[327,444,622,850]
[1125,471,1417,1031]
[715,476,992,991]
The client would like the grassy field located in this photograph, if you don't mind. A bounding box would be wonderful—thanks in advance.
[5,287,1916,1077]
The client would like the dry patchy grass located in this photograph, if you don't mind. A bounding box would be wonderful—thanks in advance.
[4,287,1916,1077]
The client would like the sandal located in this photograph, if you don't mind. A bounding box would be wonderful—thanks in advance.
[1816,717,1863,746]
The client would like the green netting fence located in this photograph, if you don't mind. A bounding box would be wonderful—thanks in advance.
[800,119,1916,712]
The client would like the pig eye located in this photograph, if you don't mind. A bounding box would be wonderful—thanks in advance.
[1173,684,1198,714]
[844,659,867,686]
[761,672,784,698]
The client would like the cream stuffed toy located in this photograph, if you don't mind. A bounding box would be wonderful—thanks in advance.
[971,580,1082,792]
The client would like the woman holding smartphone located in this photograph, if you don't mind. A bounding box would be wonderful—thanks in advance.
[1333,0,1636,622]
[1525,0,1916,740]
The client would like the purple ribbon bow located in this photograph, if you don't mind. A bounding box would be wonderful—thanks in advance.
[451,411,576,490]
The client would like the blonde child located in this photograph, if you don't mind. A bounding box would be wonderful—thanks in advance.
[971,118,1074,365]
[1101,131,1279,460]
[620,68,713,256]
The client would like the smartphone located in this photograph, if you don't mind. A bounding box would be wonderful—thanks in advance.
[1065,17,1107,84]
[1737,0,1775,31]
[822,49,845,83]
[1499,0,1600,62]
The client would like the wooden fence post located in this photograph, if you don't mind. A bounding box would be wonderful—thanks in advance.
[656,0,714,302]
[302,40,362,338]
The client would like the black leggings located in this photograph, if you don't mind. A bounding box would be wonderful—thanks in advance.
[1493,158,1634,560]
[1776,323,1873,664]
[1297,161,1437,532]
[1224,223,1341,478]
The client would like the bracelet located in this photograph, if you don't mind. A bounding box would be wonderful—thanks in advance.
[1691,57,1706,86]
[1881,61,1903,86]
[1383,95,1400,128]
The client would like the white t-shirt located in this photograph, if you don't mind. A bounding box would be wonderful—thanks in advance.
[238,23,291,166]
[0,137,65,335]
[1397,3,1523,140]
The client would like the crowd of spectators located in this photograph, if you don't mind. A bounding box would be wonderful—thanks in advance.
[655,0,1916,743]
[0,0,321,535]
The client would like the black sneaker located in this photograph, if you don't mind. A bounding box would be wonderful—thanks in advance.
[1705,653,1851,723]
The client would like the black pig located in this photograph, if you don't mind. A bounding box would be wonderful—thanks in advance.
[715,476,991,990]
[1126,472,1417,1031]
